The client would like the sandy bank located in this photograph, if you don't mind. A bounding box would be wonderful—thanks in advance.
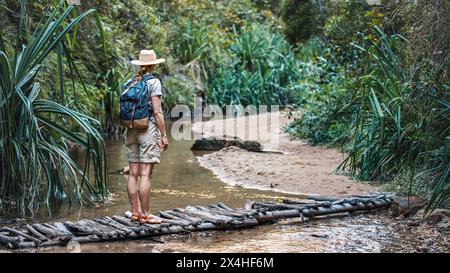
[193,111,378,197]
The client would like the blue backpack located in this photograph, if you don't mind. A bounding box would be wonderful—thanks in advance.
[120,74,154,129]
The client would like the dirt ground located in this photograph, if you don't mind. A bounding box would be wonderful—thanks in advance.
[193,111,378,197]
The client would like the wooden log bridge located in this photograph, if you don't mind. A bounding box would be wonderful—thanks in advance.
[0,194,392,249]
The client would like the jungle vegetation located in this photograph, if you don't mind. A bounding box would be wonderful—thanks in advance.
[0,0,448,214]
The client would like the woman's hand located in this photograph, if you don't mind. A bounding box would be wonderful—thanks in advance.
[160,135,169,151]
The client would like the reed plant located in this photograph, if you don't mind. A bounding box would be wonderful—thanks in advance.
[337,27,449,212]
[0,1,108,215]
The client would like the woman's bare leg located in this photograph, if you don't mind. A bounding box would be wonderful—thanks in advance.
[138,163,154,215]
[127,162,141,214]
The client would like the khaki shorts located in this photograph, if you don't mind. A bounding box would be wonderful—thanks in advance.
[125,123,161,163]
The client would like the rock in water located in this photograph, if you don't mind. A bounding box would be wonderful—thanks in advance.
[191,137,262,152]
[391,196,428,217]
[119,166,130,175]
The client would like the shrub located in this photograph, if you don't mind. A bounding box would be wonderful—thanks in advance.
[0,2,108,214]
[280,0,321,44]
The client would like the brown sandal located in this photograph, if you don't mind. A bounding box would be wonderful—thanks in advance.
[139,214,162,224]
[131,212,141,222]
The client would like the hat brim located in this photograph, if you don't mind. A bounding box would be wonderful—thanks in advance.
[131,58,165,66]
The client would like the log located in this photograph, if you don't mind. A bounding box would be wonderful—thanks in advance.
[112,215,170,233]
[0,195,393,249]
[193,206,236,221]
[72,235,101,244]
[94,219,131,235]
[271,209,302,219]
[251,212,276,223]
[166,225,186,234]
[185,222,215,231]
[234,207,259,215]
[53,222,74,237]
[43,223,67,235]
[0,233,18,247]
[184,207,229,225]
[197,206,246,218]
[158,218,191,227]
[169,209,204,224]
[0,227,41,243]
[217,202,235,211]
[26,224,49,241]
[252,201,308,211]
[183,210,224,225]
[158,211,181,220]
[42,223,72,240]
[111,216,143,233]
[65,220,112,239]
[103,216,135,234]
[210,204,257,217]
[80,219,118,238]
[16,241,37,248]
[282,198,316,205]
[94,219,127,236]
[111,216,135,227]
[141,223,164,235]
[307,195,340,202]
[208,204,226,211]
[230,218,259,228]
[32,224,57,239]
[64,221,95,236]
[187,206,233,222]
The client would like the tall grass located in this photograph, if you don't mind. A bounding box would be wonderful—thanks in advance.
[100,68,124,135]
[174,21,211,64]
[337,27,449,212]
[207,24,301,106]
[0,1,108,215]
[170,22,301,108]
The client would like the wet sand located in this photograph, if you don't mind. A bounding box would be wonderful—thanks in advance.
[194,111,378,197]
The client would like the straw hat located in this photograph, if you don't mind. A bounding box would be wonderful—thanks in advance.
[131,50,165,66]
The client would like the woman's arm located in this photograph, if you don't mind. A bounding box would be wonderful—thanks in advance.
[151,95,168,151]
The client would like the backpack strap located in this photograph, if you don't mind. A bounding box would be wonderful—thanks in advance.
[121,77,139,95]
[141,74,156,94]
[141,74,155,84]
[122,74,155,96]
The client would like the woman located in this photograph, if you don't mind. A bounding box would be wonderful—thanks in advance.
[125,50,169,224]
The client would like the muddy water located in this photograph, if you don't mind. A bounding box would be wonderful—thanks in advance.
[16,124,448,253]
[34,134,299,223]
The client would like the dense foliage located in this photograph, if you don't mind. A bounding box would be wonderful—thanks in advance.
[0,0,448,213]
[280,0,321,44]
[286,0,449,211]
[0,1,108,215]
